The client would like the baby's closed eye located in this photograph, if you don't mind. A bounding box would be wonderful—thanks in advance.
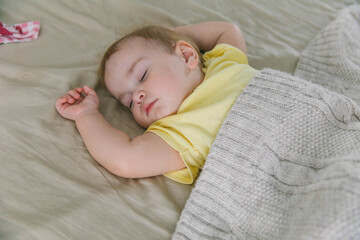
[140,70,148,82]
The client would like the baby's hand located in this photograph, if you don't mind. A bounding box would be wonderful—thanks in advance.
[56,85,99,121]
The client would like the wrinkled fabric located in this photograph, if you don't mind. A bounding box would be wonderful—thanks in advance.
[0,0,356,239]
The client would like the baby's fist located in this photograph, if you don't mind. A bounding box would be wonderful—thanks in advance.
[56,85,99,121]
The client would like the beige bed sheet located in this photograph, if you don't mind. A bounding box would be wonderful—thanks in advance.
[0,0,357,239]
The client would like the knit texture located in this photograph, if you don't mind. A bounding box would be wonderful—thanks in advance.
[172,5,360,240]
[295,4,360,106]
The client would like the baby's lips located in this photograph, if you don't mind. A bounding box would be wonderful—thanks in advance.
[144,100,157,115]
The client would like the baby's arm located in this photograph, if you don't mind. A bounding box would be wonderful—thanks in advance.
[174,21,247,54]
[56,86,185,178]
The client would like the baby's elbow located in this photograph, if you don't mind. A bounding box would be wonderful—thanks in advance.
[93,146,144,179]
[227,23,247,54]
[228,22,240,30]
[221,21,241,34]
[108,157,146,179]
[107,160,133,178]
[90,150,134,178]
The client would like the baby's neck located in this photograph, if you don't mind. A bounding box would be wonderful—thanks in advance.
[194,66,205,88]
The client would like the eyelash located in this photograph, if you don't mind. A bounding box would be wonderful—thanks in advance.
[129,70,147,109]
[140,70,147,82]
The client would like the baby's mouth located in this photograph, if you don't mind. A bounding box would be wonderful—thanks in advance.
[144,100,157,115]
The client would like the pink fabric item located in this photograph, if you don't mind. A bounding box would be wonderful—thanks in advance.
[0,21,40,44]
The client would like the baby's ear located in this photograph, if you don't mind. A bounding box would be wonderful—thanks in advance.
[175,40,199,70]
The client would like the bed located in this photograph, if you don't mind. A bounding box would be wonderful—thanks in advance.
[1,0,359,239]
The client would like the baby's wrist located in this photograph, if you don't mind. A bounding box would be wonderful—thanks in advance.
[74,110,100,121]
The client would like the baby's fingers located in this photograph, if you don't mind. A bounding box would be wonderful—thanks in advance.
[56,93,76,104]
[68,89,81,100]
[56,96,67,106]
[55,96,72,112]
[75,87,85,96]
[83,85,96,96]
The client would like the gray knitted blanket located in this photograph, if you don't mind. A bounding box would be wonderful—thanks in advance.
[173,5,360,240]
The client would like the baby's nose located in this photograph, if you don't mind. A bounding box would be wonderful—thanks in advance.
[133,89,146,104]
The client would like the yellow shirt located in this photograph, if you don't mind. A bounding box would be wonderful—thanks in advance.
[146,44,258,184]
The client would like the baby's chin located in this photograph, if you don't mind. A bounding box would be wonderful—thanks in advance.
[136,117,158,129]
[139,122,150,129]
[136,112,175,129]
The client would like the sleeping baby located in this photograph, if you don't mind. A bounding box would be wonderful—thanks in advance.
[55,21,258,184]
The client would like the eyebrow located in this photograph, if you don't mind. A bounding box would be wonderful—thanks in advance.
[127,57,144,77]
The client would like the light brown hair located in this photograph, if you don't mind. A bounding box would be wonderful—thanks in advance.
[98,26,203,86]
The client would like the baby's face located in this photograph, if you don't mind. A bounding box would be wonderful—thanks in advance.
[104,37,202,128]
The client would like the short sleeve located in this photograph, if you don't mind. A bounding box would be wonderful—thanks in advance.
[202,44,248,78]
